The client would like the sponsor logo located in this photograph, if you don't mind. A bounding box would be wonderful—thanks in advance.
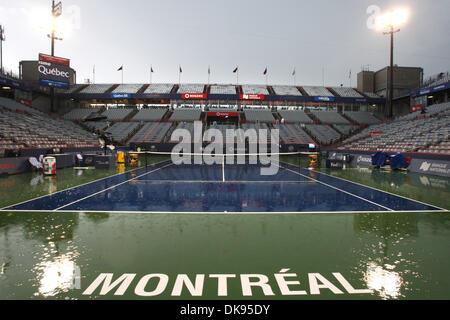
[111,93,131,99]
[419,162,432,172]
[38,63,70,79]
[357,156,372,164]
[0,163,15,170]
[182,93,207,100]
[314,96,335,102]
[416,161,450,176]
[240,94,265,100]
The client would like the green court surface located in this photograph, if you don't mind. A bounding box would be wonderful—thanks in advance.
[0,158,449,300]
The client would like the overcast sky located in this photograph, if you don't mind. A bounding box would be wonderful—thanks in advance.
[0,0,449,86]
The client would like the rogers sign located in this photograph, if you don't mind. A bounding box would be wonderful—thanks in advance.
[182,93,207,99]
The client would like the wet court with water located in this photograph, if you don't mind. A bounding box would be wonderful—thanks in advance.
[0,156,449,299]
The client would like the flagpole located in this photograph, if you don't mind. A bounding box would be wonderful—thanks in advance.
[237,66,239,85]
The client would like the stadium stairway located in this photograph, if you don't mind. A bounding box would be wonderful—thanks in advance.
[304,109,321,124]
[125,109,139,121]
[105,84,119,94]
[171,85,179,94]
[297,87,309,96]
[327,87,340,97]
[137,84,150,94]
[267,86,276,96]
[340,113,360,126]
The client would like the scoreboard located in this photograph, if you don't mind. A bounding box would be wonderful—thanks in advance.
[38,53,71,89]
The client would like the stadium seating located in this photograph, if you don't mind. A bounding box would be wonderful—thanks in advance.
[278,110,313,123]
[112,84,143,94]
[244,109,276,123]
[101,108,133,121]
[304,124,341,145]
[333,124,359,135]
[169,108,202,121]
[64,108,98,120]
[363,92,380,99]
[178,84,205,94]
[271,86,302,96]
[0,106,99,151]
[311,111,350,124]
[338,102,450,153]
[79,84,115,94]
[84,121,108,131]
[130,122,173,144]
[301,86,333,97]
[274,124,315,145]
[0,97,45,115]
[343,112,381,125]
[105,122,140,143]
[144,84,174,94]
[210,85,237,95]
[241,85,269,95]
[330,87,363,98]
[132,108,168,121]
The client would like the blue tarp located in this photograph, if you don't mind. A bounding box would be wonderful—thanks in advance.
[390,153,408,170]
[371,152,388,167]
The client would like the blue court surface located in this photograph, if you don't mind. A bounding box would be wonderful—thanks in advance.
[1,160,445,214]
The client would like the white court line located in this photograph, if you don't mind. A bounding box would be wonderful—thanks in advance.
[53,163,175,211]
[129,180,316,184]
[222,161,225,182]
[0,160,172,211]
[1,209,448,215]
[279,164,394,212]
[281,162,447,211]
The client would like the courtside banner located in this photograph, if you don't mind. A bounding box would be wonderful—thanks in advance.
[207,112,239,117]
[411,104,423,113]
[39,53,70,67]
[182,93,207,100]
[240,94,265,100]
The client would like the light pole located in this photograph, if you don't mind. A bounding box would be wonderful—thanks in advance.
[0,25,5,75]
[48,0,63,113]
[375,9,408,119]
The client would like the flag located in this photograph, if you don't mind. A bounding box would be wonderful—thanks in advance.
[179,66,182,73]
[151,67,154,73]
[233,67,238,73]
[292,68,296,76]
[263,68,267,75]
[208,66,211,75]
[349,69,352,79]
[117,66,123,71]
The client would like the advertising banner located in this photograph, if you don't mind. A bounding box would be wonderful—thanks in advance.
[182,93,207,100]
[240,94,265,100]
[409,159,450,177]
[411,104,423,113]
[314,96,335,102]
[38,53,71,89]
[207,112,239,117]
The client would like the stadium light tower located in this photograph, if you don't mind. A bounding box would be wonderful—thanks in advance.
[375,9,408,119]
[0,25,5,75]
[48,0,63,56]
[47,0,63,113]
